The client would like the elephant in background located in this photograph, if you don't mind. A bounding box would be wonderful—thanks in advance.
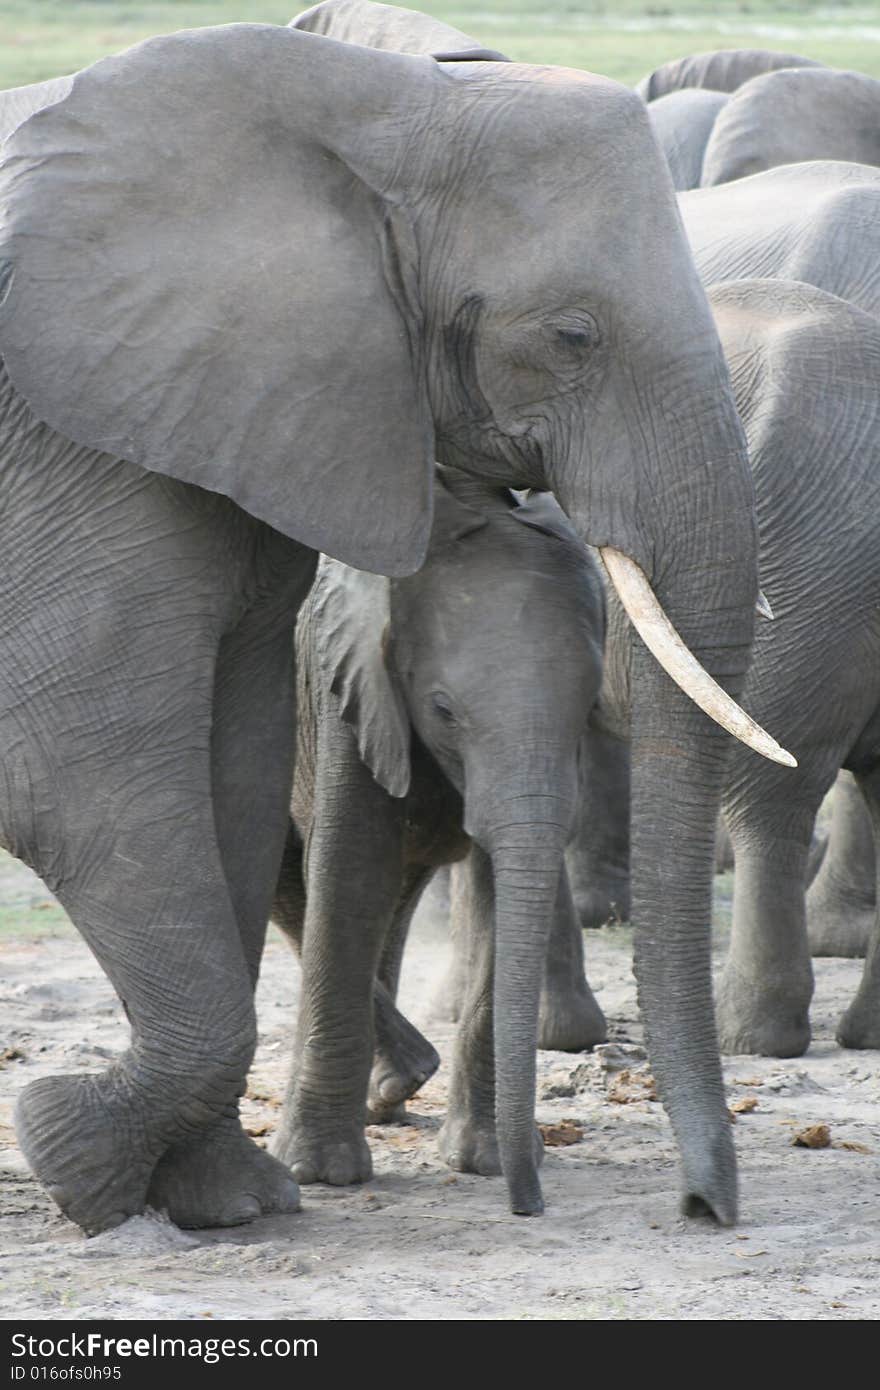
[485,280,880,1058]
[635,48,822,102]
[701,68,880,185]
[291,0,507,60]
[646,88,729,191]
[271,472,607,1208]
[680,162,880,315]
[0,2,788,1234]
[807,773,875,958]
[0,76,73,141]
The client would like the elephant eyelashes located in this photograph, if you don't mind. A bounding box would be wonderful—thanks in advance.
[556,328,593,350]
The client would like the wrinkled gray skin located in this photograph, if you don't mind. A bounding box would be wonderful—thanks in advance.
[0,11,757,1232]
[807,773,875,958]
[646,89,729,191]
[681,162,880,316]
[541,280,880,1057]
[711,281,880,1056]
[701,68,880,185]
[270,475,607,1202]
[635,47,823,102]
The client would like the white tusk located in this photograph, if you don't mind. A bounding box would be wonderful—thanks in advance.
[600,546,796,768]
[756,589,774,620]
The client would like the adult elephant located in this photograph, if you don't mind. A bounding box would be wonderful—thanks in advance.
[0,13,788,1234]
[680,162,880,316]
[591,280,880,1055]
[272,472,608,1208]
[646,89,730,191]
[701,68,880,185]
[635,48,822,102]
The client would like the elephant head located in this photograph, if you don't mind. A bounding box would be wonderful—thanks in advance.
[0,15,793,1221]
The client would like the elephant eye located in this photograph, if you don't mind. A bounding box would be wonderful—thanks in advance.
[553,315,600,354]
[431,692,457,725]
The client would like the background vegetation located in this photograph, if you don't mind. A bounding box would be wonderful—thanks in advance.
[0,1,878,90]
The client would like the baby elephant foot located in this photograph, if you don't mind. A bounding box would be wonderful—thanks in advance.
[15,1073,160,1235]
[538,983,607,1053]
[368,1006,440,1123]
[148,1116,300,1228]
[715,965,812,1058]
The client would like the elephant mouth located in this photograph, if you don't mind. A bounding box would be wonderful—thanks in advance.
[600,546,796,767]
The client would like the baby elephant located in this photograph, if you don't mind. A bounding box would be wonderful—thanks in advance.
[271,468,607,1216]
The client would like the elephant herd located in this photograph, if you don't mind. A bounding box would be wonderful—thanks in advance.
[0,0,878,1238]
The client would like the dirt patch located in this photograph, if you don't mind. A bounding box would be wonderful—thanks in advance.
[1,860,879,1320]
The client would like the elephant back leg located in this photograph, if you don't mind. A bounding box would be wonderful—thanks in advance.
[538,863,607,1052]
[807,771,875,957]
[837,763,880,1048]
[369,863,440,1122]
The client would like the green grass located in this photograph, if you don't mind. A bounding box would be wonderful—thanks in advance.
[0,1,877,88]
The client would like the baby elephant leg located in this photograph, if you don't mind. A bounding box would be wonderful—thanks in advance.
[437,846,544,1178]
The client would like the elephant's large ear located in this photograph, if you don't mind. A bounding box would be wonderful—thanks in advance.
[312,558,410,798]
[0,25,435,575]
[290,1,508,61]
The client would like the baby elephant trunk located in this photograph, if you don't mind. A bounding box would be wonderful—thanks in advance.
[488,805,571,1216]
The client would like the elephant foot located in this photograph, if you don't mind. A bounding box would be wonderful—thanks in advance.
[716,969,811,1058]
[837,994,880,1050]
[273,1121,373,1187]
[438,1112,501,1175]
[368,1009,440,1123]
[15,1073,159,1235]
[437,1113,544,1178]
[806,907,872,959]
[538,983,607,1052]
[147,1116,300,1228]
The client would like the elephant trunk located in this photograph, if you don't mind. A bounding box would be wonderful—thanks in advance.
[624,486,758,1225]
[555,356,763,1223]
[487,806,570,1216]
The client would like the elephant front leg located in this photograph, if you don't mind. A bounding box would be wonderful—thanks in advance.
[437,847,543,1177]
[15,782,265,1235]
[272,715,406,1185]
[143,556,314,1226]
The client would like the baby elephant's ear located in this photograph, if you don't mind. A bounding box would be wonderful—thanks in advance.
[313,559,411,798]
[0,25,434,576]
[511,491,585,547]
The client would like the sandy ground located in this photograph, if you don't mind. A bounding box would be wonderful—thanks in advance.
[1,864,879,1322]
